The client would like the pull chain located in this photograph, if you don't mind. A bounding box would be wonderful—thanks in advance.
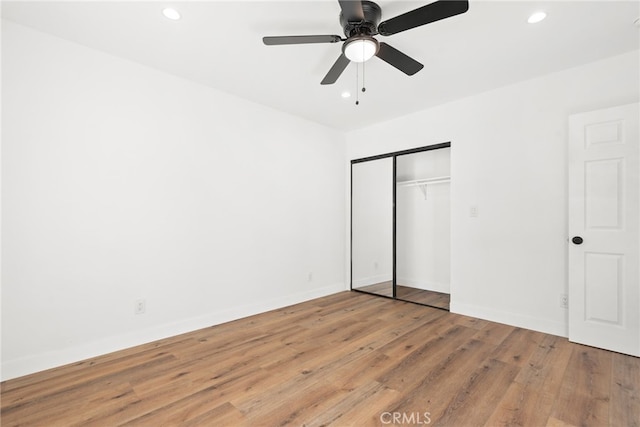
[355,41,367,106]
[362,59,366,93]
[355,61,360,106]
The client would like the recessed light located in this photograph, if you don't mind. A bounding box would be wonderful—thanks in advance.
[341,91,351,99]
[527,11,546,24]
[162,7,181,21]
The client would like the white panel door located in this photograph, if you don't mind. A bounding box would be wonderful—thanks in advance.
[568,102,639,356]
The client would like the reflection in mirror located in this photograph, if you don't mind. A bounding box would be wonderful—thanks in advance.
[396,147,451,309]
[351,158,393,297]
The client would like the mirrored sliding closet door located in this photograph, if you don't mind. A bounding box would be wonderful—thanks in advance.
[351,157,393,298]
[351,144,451,310]
[395,147,451,309]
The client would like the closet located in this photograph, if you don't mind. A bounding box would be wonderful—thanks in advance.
[351,143,451,310]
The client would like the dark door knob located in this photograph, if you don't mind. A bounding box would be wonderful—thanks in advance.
[572,236,584,245]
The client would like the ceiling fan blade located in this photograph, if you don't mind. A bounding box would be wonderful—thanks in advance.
[263,35,342,45]
[321,53,351,85]
[375,42,424,76]
[377,0,469,36]
[338,0,365,21]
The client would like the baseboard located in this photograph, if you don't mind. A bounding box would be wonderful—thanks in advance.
[1,282,345,381]
[450,301,567,338]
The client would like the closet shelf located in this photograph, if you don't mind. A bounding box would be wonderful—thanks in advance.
[397,176,450,200]
[396,176,451,187]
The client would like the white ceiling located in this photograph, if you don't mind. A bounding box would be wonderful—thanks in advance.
[2,0,639,131]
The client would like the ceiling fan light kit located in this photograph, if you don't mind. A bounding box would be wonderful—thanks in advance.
[262,0,469,87]
[343,36,379,62]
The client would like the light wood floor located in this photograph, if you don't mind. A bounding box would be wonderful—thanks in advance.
[2,291,638,426]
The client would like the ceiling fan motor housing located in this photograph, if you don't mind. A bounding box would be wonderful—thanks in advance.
[340,0,382,37]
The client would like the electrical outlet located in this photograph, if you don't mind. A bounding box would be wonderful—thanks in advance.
[470,205,479,218]
[135,299,146,315]
[560,294,568,309]
[308,272,313,282]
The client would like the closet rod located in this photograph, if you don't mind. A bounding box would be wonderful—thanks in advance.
[396,176,451,187]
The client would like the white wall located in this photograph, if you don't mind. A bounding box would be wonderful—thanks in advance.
[1,21,345,380]
[347,50,640,336]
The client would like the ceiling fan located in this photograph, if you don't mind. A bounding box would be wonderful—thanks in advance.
[263,0,469,85]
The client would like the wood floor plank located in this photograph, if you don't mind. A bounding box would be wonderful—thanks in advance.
[1,353,173,418]
[122,381,248,426]
[453,313,491,330]
[550,344,613,426]
[484,334,574,426]
[0,335,196,395]
[513,334,574,389]
[231,367,334,422]
[4,379,139,426]
[484,382,551,427]
[383,338,496,422]
[546,416,576,427]
[328,386,402,427]
[437,358,521,426]
[322,350,395,392]
[610,351,640,427]
[2,291,638,427]
[370,310,461,370]
[376,325,480,392]
[472,320,516,346]
[304,380,397,427]
[178,401,246,427]
[491,327,547,367]
[1,345,180,406]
